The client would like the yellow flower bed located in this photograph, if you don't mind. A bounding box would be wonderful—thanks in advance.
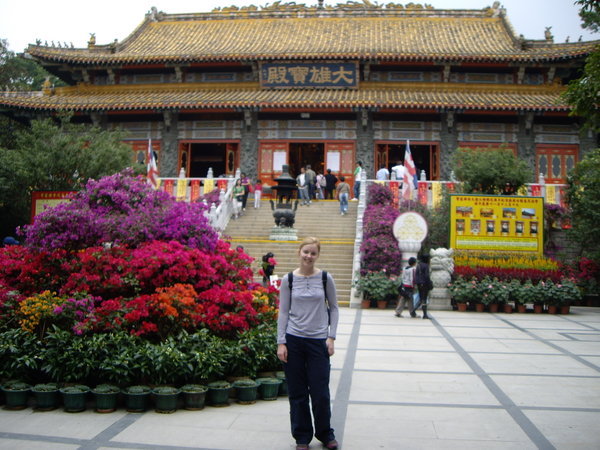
[18,290,64,333]
[454,251,559,271]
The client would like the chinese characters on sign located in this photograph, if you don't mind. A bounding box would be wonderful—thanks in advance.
[450,194,544,255]
[31,191,75,223]
[260,62,359,89]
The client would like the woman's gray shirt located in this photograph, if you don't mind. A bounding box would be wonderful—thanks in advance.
[277,270,339,344]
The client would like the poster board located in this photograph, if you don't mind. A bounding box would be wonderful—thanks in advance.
[31,191,75,223]
[450,194,544,254]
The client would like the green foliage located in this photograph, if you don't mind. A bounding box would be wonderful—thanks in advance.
[353,271,400,301]
[451,147,531,194]
[575,0,600,33]
[92,384,120,394]
[566,148,600,260]
[564,49,600,132]
[0,328,40,380]
[0,115,132,237]
[424,186,452,249]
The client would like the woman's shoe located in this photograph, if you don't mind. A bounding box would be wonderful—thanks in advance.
[296,445,309,450]
[324,440,339,449]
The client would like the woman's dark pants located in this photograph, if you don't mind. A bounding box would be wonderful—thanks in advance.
[284,334,335,446]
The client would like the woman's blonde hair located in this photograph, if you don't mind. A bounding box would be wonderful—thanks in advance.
[298,236,320,254]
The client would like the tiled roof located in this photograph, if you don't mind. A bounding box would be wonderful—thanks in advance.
[0,82,570,113]
[26,7,598,65]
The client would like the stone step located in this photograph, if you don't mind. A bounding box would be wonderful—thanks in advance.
[225,199,357,306]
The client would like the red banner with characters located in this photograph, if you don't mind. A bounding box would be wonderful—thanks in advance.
[217,179,229,191]
[389,181,400,206]
[163,179,175,196]
[418,182,428,205]
[530,184,542,197]
[190,180,201,202]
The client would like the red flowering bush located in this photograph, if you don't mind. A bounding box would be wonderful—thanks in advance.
[454,266,562,284]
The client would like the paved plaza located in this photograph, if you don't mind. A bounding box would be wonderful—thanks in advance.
[1,307,600,450]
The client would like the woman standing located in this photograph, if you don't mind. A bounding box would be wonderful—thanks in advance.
[277,237,339,450]
[231,179,245,219]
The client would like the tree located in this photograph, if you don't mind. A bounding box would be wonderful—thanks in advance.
[0,115,133,238]
[564,1,599,131]
[451,147,532,194]
[566,148,600,260]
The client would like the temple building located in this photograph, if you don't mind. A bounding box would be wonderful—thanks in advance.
[1,1,598,188]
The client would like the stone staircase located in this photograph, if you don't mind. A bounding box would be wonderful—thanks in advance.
[225,199,357,306]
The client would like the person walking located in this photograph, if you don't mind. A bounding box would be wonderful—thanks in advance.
[231,179,245,219]
[395,257,416,317]
[253,179,263,208]
[277,237,339,450]
[376,164,390,181]
[240,172,251,210]
[352,160,363,200]
[305,164,316,201]
[410,254,432,319]
[296,167,310,206]
[324,169,338,200]
[315,172,325,199]
[336,176,350,216]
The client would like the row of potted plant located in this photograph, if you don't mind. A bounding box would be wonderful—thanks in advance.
[449,276,581,313]
[0,375,287,413]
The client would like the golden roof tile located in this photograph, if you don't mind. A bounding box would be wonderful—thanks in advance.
[26,7,598,65]
[0,82,569,112]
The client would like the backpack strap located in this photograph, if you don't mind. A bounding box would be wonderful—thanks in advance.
[322,270,328,301]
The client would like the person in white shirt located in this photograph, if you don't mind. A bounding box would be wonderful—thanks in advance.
[391,162,406,181]
[376,165,389,181]
[352,161,363,200]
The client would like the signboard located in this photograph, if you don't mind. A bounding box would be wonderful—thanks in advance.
[31,191,75,222]
[450,195,544,254]
[260,62,359,89]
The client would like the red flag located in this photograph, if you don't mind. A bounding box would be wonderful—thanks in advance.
[147,139,159,189]
[402,140,418,200]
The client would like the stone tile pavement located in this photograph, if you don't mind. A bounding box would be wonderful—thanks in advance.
[1,307,600,449]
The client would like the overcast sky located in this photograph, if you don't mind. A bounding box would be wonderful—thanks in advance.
[1,0,597,53]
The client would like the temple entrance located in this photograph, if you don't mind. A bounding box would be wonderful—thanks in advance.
[288,142,325,177]
[179,142,239,178]
[376,142,439,180]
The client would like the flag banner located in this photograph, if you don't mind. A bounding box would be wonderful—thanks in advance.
[217,179,229,191]
[190,180,201,202]
[389,181,400,206]
[163,179,175,196]
[203,178,215,195]
[545,185,556,204]
[146,139,159,189]
[446,182,455,192]
[530,184,542,197]
[418,181,428,205]
[559,186,567,207]
[402,140,418,200]
[431,181,442,208]
[176,178,187,201]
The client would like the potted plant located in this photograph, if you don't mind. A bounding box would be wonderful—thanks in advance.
[518,280,544,313]
[479,278,508,313]
[1,380,31,410]
[448,277,469,311]
[207,381,231,407]
[180,384,208,410]
[354,271,400,309]
[92,384,120,413]
[557,278,582,314]
[275,371,288,396]
[507,280,527,313]
[122,385,151,412]
[232,379,259,404]
[32,383,59,411]
[256,377,282,401]
[152,386,180,413]
[59,384,90,412]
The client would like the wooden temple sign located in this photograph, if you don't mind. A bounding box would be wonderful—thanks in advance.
[260,62,359,89]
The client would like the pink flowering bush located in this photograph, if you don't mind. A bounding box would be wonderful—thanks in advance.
[22,169,218,252]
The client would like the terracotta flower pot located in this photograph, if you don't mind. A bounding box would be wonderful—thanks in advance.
[547,305,558,314]
[475,303,485,312]
[488,303,499,313]
[560,304,570,314]
[517,304,527,313]
[503,304,513,314]
[457,303,468,312]
[377,300,387,309]
[361,299,370,309]
[533,304,543,314]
